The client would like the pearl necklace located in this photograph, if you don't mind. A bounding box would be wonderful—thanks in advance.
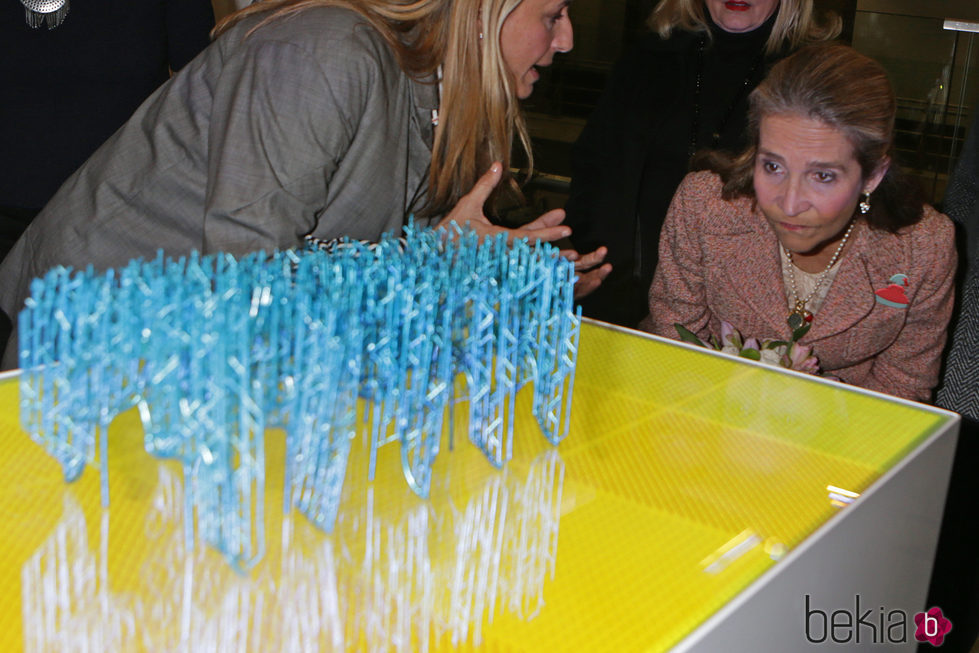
[784,220,856,331]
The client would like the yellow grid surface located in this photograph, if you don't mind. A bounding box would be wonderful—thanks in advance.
[0,322,951,651]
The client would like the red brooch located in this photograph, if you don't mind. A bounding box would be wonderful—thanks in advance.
[875,273,910,308]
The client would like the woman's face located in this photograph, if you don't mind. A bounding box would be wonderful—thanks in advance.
[753,113,887,262]
[704,0,780,33]
[500,0,573,99]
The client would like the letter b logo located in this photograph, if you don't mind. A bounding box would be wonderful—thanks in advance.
[914,606,952,647]
[805,595,827,643]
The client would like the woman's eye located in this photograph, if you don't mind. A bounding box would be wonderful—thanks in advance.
[762,161,780,174]
[813,171,836,183]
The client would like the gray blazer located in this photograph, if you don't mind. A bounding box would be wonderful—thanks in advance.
[0,7,438,369]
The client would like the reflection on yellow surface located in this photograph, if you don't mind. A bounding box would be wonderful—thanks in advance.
[20,441,564,651]
[0,323,954,651]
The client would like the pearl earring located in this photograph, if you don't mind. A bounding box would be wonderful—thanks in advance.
[859,192,871,215]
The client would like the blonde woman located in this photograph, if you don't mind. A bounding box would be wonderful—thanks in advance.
[565,0,839,328]
[0,0,608,369]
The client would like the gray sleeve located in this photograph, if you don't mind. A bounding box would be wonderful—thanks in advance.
[202,35,376,256]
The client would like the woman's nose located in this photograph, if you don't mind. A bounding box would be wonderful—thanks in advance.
[780,177,811,216]
[554,19,573,53]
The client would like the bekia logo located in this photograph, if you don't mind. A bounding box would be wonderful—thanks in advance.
[914,607,953,647]
[805,595,952,646]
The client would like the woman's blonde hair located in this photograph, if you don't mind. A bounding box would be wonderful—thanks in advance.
[214,0,531,217]
[648,0,840,54]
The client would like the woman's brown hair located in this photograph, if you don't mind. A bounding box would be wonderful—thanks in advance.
[700,42,926,232]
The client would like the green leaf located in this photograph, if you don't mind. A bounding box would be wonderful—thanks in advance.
[764,340,789,349]
[739,348,761,361]
[791,321,812,342]
[675,323,706,348]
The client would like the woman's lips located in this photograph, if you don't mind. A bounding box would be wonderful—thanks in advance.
[778,221,809,232]
[724,1,750,10]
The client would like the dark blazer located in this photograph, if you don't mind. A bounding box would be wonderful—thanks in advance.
[564,19,781,328]
[0,0,215,212]
[645,172,957,402]
[937,111,979,417]
[926,112,979,653]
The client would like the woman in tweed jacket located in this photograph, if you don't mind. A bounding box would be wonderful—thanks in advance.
[643,44,955,402]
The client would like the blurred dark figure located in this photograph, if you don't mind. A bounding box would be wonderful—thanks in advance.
[0,0,215,261]
[931,111,979,653]
[0,0,214,357]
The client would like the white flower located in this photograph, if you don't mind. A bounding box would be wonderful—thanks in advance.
[759,348,783,366]
[675,320,823,377]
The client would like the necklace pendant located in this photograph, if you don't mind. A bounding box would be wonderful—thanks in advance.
[787,305,813,331]
[787,311,804,331]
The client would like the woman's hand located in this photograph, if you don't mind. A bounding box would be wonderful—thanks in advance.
[562,246,612,300]
[440,162,611,298]
[440,162,571,243]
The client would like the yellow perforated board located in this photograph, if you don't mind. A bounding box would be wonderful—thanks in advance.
[0,322,951,651]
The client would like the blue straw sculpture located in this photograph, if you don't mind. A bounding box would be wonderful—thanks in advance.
[17,223,581,571]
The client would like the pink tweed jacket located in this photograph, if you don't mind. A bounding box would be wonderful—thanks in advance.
[643,171,957,402]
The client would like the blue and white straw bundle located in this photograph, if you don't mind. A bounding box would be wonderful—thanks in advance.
[17,223,581,570]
